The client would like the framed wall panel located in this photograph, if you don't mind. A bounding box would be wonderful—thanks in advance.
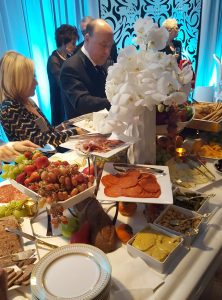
[99,0,202,71]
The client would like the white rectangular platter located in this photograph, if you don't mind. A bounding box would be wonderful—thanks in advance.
[96,162,173,204]
[60,136,132,159]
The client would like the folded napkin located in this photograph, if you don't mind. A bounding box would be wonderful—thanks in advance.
[107,247,165,299]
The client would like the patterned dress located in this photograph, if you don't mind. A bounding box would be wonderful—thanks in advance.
[0,99,76,147]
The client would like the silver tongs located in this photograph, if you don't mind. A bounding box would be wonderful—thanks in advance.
[185,156,216,181]
[69,133,110,140]
[113,163,165,174]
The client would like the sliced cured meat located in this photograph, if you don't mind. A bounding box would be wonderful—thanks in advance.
[138,173,161,193]
[101,174,120,187]
[76,137,124,153]
[102,170,161,199]
[104,185,122,197]
[139,189,161,198]
[122,184,143,197]
[138,178,160,193]
[117,170,140,188]
[0,184,28,203]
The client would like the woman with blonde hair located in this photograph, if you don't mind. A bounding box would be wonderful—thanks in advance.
[0,51,78,148]
[162,18,182,62]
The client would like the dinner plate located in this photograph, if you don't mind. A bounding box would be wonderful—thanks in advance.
[96,162,173,204]
[31,244,111,300]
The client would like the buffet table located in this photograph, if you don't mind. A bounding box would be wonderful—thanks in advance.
[7,167,222,300]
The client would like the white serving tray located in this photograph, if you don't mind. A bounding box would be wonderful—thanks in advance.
[127,223,184,274]
[9,179,95,209]
[60,135,133,159]
[154,205,203,246]
[96,162,173,204]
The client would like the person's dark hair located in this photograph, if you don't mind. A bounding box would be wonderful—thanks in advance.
[55,24,79,48]
[81,16,94,24]
[85,20,97,37]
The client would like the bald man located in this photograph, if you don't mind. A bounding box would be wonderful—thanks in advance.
[60,19,113,118]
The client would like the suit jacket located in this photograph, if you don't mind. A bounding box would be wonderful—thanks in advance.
[161,40,182,63]
[60,50,111,118]
[47,50,66,126]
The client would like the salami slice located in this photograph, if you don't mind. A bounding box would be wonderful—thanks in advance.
[0,184,28,203]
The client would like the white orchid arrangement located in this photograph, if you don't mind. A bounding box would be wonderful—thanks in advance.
[99,17,193,135]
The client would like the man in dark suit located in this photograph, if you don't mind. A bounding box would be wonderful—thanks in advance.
[60,19,113,119]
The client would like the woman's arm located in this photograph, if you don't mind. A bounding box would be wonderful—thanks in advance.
[0,103,76,147]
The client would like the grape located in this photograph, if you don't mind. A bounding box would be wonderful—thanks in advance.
[0,206,6,218]
[15,154,26,164]
[13,209,27,219]
[1,172,9,179]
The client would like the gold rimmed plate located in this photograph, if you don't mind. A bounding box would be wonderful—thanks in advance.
[31,244,111,300]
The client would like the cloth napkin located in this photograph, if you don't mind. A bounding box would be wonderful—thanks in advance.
[107,247,165,300]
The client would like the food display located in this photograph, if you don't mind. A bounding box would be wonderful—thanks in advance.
[0,216,23,257]
[5,263,36,288]
[75,197,117,253]
[173,189,211,212]
[197,143,222,159]
[127,223,183,273]
[116,223,134,243]
[166,158,212,188]
[156,103,194,136]
[0,184,28,203]
[76,136,124,154]
[187,102,222,132]
[155,206,202,235]
[0,198,31,219]
[119,202,137,216]
[101,169,161,198]
[131,227,181,262]
[194,102,222,122]
[0,216,37,289]
[156,103,194,125]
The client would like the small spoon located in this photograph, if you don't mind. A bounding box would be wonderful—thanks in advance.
[169,213,211,226]
[176,193,215,202]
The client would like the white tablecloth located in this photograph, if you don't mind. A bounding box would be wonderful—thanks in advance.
[7,169,222,300]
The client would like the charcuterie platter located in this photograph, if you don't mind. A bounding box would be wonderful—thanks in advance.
[60,134,133,158]
[97,162,173,204]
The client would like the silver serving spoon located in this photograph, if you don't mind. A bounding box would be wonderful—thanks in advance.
[169,213,211,226]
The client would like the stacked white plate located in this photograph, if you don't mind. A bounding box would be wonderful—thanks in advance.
[30,244,111,300]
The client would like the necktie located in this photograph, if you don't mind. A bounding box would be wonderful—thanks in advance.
[95,65,106,77]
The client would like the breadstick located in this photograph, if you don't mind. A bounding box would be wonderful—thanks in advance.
[208,106,222,121]
[203,103,221,120]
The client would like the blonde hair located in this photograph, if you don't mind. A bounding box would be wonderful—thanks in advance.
[0,51,34,103]
[162,18,178,31]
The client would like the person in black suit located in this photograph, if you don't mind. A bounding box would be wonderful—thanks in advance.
[161,18,182,63]
[60,19,113,118]
[47,24,79,126]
